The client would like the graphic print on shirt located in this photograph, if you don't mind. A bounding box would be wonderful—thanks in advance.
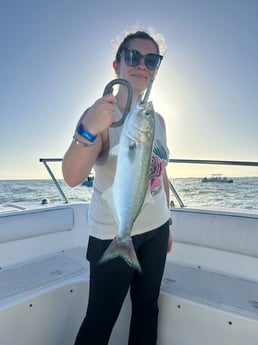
[148,140,168,196]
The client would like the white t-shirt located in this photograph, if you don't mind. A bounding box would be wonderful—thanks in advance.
[88,107,170,240]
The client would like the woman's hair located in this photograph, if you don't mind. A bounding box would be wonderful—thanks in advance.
[115,30,164,62]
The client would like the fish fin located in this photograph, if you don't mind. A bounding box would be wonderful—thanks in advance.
[129,140,137,150]
[99,236,142,273]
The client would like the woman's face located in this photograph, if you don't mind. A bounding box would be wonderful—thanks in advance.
[113,38,159,94]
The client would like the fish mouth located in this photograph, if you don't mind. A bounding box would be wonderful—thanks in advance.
[139,100,153,111]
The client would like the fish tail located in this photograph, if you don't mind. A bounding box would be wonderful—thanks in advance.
[99,236,142,273]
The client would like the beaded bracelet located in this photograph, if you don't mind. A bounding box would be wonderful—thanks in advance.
[72,136,95,147]
[77,123,96,143]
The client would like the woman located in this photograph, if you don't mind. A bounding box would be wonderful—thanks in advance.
[62,28,172,345]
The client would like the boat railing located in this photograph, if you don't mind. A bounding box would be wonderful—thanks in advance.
[39,158,68,203]
[40,157,258,206]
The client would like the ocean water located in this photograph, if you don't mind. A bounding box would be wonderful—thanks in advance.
[1,177,258,211]
[170,176,258,210]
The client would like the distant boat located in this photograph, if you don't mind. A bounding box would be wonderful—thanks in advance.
[201,174,233,183]
[81,175,94,187]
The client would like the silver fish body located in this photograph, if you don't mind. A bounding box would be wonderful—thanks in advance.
[100,100,156,272]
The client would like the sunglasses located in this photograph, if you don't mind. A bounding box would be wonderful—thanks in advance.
[124,49,163,70]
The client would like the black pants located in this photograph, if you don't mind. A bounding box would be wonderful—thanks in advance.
[75,221,169,345]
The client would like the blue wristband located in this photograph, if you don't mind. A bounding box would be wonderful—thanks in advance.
[77,123,97,143]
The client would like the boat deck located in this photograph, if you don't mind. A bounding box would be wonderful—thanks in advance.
[161,262,258,319]
[0,254,88,303]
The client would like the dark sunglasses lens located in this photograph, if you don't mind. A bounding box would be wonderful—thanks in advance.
[124,49,162,70]
[124,50,140,66]
[145,54,161,70]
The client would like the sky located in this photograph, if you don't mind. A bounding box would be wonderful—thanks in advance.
[0,0,257,179]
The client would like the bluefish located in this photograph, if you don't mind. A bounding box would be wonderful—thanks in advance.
[100,100,156,272]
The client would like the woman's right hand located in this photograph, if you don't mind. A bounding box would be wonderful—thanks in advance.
[62,94,117,187]
[80,94,117,135]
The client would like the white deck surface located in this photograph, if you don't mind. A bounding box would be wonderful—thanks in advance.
[162,262,258,319]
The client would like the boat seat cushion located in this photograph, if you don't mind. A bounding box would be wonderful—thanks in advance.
[171,209,258,258]
[0,207,74,243]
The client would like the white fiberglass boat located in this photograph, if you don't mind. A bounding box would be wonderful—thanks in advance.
[0,158,258,345]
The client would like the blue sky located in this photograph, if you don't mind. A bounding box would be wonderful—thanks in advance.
[1,0,257,179]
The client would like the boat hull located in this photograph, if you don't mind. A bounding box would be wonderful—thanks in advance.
[1,203,258,344]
